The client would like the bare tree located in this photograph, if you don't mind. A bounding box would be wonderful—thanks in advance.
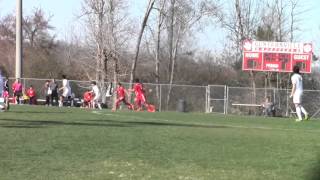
[165,0,219,109]
[221,0,263,113]
[235,0,257,104]
[129,0,156,100]
[80,0,129,106]
[221,0,260,54]
[0,9,62,78]
[23,8,54,48]
[155,0,166,108]
[81,0,108,94]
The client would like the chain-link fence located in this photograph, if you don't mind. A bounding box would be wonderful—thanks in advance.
[207,85,227,114]
[226,87,320,118]
[7,78,207,112]
[6,78,320,117]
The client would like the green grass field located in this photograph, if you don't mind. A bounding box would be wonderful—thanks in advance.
[1,105,320,180]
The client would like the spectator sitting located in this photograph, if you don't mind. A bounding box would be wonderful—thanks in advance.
[50,79,59,106]
[26,85,36,105]
[261,97,275,117]
[22,90,29,104]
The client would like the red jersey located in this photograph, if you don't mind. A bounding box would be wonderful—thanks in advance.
[83,91,92,102]
[27,88,36,97]
[133,83,144,95]
[2,90,9,98]
[117,86,126,98]
[12,82,22,93]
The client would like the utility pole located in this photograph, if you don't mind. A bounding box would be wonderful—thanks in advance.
[16,0,22,78]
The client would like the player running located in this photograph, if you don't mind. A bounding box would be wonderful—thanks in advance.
[112,82,133,111]
[129,79,155,112]
[290,65,309,122]
[130,79,147,111]
[91,81,102,110]
[59,75,71,107]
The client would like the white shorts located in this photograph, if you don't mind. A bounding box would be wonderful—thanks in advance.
[293,92,302,104]
[93,94,100,102]
[62,88,70,97]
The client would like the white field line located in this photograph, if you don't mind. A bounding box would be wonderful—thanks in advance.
[92,111,320,133]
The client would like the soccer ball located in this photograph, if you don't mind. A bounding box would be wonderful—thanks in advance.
[148,89,152,93]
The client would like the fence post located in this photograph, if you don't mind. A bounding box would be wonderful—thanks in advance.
[208,85,211,113]
[23,78,26,90]
[206,85,210,113]
[286,88,289,117]
[224,85,228,115]
[273,88,276,107]
[159,84,162,112]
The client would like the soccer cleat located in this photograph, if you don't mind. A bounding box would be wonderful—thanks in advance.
[147,104,156,112]
[295,119,302,122]
[304,114,310,121]
[127,104,134,110]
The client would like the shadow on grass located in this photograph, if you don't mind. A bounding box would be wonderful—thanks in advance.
[8,111,68,114]
[0,124,47,128]
[0,118,230,129]
[90,119,230,129]
[0,118,131,129]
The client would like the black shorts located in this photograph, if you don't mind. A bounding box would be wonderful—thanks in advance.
[14,91,22,97]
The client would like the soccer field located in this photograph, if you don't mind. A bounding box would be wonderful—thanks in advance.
[0,106,320,180]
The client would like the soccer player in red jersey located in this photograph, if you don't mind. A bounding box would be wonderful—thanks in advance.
[112,83,133,111]
[83,90,93,108]
[130,79,148,111]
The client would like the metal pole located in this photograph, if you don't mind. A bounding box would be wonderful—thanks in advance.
[159,84,162,112]
[276,73,279,89]
[225,86,229,115]
[205,86,209,113]
[16,0,23,79]
[273,88,276,106]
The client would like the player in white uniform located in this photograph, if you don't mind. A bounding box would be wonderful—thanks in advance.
[0,70,3,97]
[59,75,72,107]
[290,65,309,122]
[0,71,7,111]
[91,81,102,110]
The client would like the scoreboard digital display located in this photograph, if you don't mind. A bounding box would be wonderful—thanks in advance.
[242,40,313,73]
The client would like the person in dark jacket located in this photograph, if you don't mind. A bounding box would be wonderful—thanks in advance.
[50,79,59,106]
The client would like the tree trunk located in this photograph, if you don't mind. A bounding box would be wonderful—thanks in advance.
[250,70,257,115]
[112,56,118,109]
[107,0,118,108]
[235,0,257,114]
[155,0,165,110]
[165,0,176,110]
[96,5,106,104]
[166,25,181,110]
[129,0,155,99]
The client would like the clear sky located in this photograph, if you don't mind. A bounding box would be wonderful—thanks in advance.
[0,0,319,54]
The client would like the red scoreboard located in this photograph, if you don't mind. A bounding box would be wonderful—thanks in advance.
[242,40,313,73]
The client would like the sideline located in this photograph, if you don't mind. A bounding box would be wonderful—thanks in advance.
[92,111,320,133]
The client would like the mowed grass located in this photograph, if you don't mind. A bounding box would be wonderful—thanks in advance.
[1,106,320,180]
